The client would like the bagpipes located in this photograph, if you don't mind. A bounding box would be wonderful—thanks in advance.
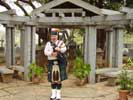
[50,41,67,66]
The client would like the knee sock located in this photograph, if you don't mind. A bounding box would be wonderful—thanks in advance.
[56,83,62,90]
[51,83,57,89]
[51,83,62,89]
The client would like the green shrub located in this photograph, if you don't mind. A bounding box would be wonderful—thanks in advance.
[72,57,91,80]
[124,57,133,69]
[128,74,133,95]
[28,63,45,79]
[117,69,129,90]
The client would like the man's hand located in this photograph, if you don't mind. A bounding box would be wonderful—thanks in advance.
[52,52,58,56]
[55,47,60,52]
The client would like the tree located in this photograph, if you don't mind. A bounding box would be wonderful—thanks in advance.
[126,0,133,8]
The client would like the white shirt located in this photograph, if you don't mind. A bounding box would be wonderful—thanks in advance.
[44,40,67,60]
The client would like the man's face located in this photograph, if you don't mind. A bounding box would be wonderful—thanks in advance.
[51,35,58,42]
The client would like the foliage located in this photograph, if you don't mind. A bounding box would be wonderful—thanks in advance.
[123,33,133,44]
[117,69,129,90]
[28,63,45,79]
[35,0,129,10]
[127,58,133,66]
[124,57,133,69]
[72,57,91,80]
[105,2,123,10]
[128,76,133,95]
[75,49,83,58]
[126,0,133,8]
[125,25,133,34]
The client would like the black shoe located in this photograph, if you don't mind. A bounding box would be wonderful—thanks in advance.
[50,98,55,100]
[56,99,61,100]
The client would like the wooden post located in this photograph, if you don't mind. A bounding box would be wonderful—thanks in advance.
[11,27,15,65]
[112,27,124,68]
[112,29,116,67]
[5,24,15,68]
[20,25,36,81]
[23,26,31,81]
[115,27,124,68]
[20,27,25,66]
[31,26,36,63]
[52,13,56,17]
[84,26,97,84]
[106,29,113,67]
[72,12,75,17]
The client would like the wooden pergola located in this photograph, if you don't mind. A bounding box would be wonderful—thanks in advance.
[0,0,133,83]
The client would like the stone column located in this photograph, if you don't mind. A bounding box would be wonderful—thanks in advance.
[5,24,15,68]
[112,27,124,68]
[112,29,116,67]
[20,25,36,81]
[114,27,124,68]
[84,26,97,84]
[31,26,36,63]
[21,26,31,81]
[20,27,25,66]
[105,29,113,67]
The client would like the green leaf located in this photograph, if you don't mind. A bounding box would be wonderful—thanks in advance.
[28,63,45,79]
[72,57,91,80]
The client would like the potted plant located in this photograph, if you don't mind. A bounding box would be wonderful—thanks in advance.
[72,57,91,86]
[127,75,133,100]
[117,69,129,100]
[28,63,45,84]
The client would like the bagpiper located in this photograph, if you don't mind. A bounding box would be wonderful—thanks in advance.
[44,28,67,100]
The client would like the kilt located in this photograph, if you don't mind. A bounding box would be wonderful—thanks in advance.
[47,60,67,82]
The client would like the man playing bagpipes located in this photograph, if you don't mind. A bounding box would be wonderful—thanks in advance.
[44,28,67,100]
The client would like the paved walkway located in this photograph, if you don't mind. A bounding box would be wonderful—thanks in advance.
[0,75,119,100]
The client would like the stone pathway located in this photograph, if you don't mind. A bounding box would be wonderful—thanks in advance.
[0,75,119,100]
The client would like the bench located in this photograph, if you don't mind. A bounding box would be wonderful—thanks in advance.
[96,68,120,82]
[0,67,13,83]
[11,66,24,80]
[98,69,133,86]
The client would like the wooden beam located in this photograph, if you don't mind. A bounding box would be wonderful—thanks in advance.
[31,0,67,16]
[44,9,83,13]
[0,14,30,23]
[14,1,29,16]
[0,13,133,26]
[36,13,45,18]
[0,9,16,15]
[67,0,102,15]
[18,0,36,9]
[36,15,133,25]
[31,0,102,16]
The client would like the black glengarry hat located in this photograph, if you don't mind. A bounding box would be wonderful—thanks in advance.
[51,28,60,35]
[51,31,58,35]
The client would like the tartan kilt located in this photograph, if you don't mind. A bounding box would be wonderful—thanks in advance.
[47,60,67,82]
